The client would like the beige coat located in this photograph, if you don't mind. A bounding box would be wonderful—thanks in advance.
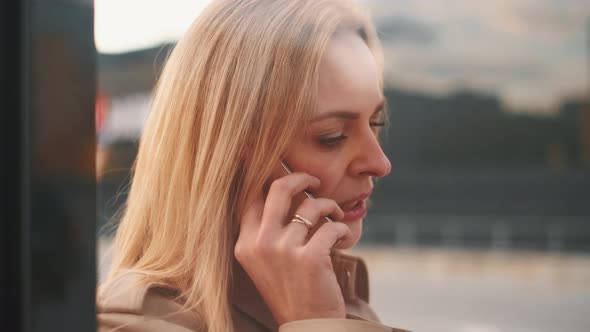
[97,250,411,332]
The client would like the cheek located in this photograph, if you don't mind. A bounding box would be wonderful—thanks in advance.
[284,142,348,198]
[300,159,347,198]
[315,168,343,197]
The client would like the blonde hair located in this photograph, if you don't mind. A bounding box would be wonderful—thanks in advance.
[101,1,383,331]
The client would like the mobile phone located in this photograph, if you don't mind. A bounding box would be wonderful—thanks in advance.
[280,160,334,223]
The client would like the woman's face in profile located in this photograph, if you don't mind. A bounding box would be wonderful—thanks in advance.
[284,30,391,249]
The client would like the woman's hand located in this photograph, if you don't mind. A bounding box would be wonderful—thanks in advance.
[234,172,351,325]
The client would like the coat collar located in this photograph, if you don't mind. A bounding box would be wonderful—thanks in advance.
[229,249,370,331]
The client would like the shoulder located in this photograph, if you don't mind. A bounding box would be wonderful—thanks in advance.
[97,271,204,332]
[331,250,383,322]
[331,250,370,302]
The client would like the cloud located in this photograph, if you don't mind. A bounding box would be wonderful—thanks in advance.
[457,0,590,43]
[365,0,589,112]
[375,16,437,46]
[426,58,545,82]
[368,0,589,42]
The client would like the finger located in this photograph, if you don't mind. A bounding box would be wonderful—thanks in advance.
[305,222,351,253]
[282,198,344,246]
[261,173,320,233]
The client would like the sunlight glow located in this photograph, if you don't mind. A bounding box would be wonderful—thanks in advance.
[95,0,211,54]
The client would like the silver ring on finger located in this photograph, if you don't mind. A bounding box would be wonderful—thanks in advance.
[290,218,311,231]
[291,214,313,230]
[294,214,313,229]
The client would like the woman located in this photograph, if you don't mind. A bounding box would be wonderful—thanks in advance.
[97,0,410,331]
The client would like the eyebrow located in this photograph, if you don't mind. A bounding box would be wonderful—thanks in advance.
[311,99,385,122]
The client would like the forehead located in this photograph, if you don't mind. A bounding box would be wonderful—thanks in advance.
[316,30,382,115]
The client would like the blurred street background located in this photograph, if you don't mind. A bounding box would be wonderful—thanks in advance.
[95,1,590,331]
[98,239,590,332]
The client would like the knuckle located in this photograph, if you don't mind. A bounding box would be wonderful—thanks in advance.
[299,247,315,259]
[274,240,291,256]
[269,178,293,195]
[296,248,315,263]
[253,237,273,257]
[318,198,337,210]
[314,198,326,211]
[234,240,254,262]
[302,197,319,210]
[323,221,344,234]
[233,243,245,261]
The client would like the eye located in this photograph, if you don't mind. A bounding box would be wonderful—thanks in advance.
[319,134,348,147]
[370,118,385,134]
[370,108,385,128]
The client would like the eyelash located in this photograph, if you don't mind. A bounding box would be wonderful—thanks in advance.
[319,122,385,147]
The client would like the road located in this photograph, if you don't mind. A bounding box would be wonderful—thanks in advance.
[351,246,590,332]
[98,239,590,332]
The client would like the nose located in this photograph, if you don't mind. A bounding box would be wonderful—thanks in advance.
[349,131,391,178]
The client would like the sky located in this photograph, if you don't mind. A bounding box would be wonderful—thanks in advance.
[95,0,589,112]
[94,0,211,53]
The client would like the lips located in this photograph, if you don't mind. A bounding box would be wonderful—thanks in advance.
[339,190,372,212]
[341,200,360,211]
[340,199,368,222]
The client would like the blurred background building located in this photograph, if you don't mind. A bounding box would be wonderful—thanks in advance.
[95,1,590,331]
[96,0,590,251]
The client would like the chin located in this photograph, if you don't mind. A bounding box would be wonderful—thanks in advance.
[334,218,363,249]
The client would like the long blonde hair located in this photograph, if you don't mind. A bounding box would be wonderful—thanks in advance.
[102,1,383,331]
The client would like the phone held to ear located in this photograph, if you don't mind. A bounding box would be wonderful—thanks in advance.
[280,160,334,223]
